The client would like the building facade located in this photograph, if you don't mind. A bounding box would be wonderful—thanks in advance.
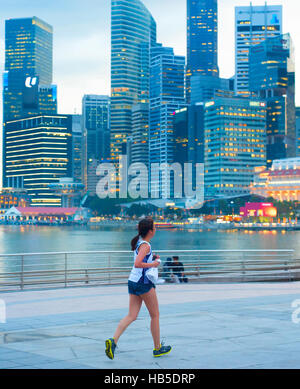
[251,158,300,202]
[186,0,219,102]
[249,33,296,164]
[3,17,53,122]
[190,75,234,104]
[204,97,267,198]
[149,44,186,198]
[3,115,72,206]
[110,0,156,161]
[71,114,83,184]
[235,4,282,97]
[296,107,300,157]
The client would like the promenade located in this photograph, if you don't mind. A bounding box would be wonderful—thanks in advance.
[1,282,300,369]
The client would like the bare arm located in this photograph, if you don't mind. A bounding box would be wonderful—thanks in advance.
[134,244,160,269]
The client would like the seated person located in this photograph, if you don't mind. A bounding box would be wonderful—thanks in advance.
[162,257,173,282]
[170,256,188,283]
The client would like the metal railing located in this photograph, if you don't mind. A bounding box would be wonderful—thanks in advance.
[0,249,298,291]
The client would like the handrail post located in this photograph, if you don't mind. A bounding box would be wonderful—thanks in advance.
[108,255,111,285]
[21,255,24,290]
[65,253,67,288]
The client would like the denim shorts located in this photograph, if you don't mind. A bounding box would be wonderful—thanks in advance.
[128,280,155,296]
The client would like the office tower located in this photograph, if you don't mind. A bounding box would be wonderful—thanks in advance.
[249,33,296,164]
[3,115,72,206]
[297,108,300,157]
[71,115,83,183]
[82,95,110,162]
[149,44,186,198]
[190,75,234,104]
[130,103,149,165]
[110,0,156,161]
[235,3,282,97]
[3,17,53,122]
[204,97,267,198]
[186,0,219,103]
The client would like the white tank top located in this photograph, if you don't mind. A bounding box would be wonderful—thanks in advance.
[128,240,153,284]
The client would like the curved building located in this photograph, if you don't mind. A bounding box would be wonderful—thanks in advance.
[110,0,157,161]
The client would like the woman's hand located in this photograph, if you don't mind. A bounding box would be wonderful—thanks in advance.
[152,259,161,268]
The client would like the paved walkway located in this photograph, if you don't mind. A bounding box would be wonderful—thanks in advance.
[1,282,300,369]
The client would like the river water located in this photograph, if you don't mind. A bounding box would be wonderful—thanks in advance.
[0,225,299,275]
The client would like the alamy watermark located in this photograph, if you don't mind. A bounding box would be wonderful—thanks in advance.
[0,299,6,324]
[95,156,204,209]
[291,300,300,324]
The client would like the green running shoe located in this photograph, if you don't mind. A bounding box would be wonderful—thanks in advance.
[153,342,172,358]
[105,338,117,360]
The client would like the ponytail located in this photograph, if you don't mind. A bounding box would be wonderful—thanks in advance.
[131,234,140,251]
[131,217,154,251]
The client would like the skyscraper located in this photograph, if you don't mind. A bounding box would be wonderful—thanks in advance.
[296,108,300,157]
[3,17,53,122]
[149,44,186,198]
[249,33,296,164]
[204,97,267,198]
[235,3,282,97]
[110,0,156,161]
[3,115,72,206]
[187,0,219,102]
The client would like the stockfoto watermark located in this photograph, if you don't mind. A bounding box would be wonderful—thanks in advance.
[95,156,204,209]
[0,299,6,324]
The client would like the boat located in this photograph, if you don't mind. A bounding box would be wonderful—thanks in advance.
[155,222,176,229]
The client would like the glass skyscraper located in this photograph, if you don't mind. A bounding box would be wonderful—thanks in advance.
[3,17,53,122]
[149,44,186,198]
[249,33,296,164]
[3,115,72,206]
[235,4,282,97]
[110,0,156,161]
[204,97,267,198]
[186,0,219,102]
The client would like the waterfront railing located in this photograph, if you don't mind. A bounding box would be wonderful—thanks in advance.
[0,249,298,291]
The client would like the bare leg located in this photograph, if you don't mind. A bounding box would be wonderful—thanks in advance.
[113,294,142,344]
[141,288,160,350]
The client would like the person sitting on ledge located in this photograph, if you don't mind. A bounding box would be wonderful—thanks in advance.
[171,256,188,283]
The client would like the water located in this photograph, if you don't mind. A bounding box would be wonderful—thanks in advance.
[0,225,299,276]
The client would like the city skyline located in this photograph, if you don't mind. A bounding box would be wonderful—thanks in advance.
[0,0,299,123]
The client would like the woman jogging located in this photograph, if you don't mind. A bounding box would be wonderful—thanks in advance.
[105,217,172,359]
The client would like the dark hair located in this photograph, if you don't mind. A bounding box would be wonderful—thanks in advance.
[173,256,179,260]
[131,217,154,251]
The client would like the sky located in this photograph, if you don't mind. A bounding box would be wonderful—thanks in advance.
[0,0,299,119]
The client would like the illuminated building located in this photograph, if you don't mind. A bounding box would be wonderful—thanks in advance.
[49,178,85,208]
[3,115,72,207]
[251,158,300,202]
[186,0,219,103]
[71,115,84,184]
[3,17,53,122]
[204,97,267,198]
[240,202,277,219]
[110,0,156,161]
[130,103,149,165]
[149,44,186,198]
[235,4,282,98]
[249,33,296,165]
[0,188,30,209]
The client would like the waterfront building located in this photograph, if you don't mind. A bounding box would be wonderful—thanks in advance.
[149,44,186,198]
[186,0,219,102]
[3,206,91,223]
[249,33,296,165]
[235,4,282,97]
[3,115,72,206]
[251,158,300,202]
[190,75,234,105]
[240,202,277,219]
[3,17,53,122]
[86,158,100,196]
[204,97,267,198]
[296,107,300,157]
[110,0,156,161]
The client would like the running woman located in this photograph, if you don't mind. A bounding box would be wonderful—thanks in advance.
[105,217,172,359]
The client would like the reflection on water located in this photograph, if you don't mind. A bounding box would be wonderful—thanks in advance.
[0,225,298,274]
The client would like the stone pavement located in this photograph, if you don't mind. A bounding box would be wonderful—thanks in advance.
[1,282,300,369]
